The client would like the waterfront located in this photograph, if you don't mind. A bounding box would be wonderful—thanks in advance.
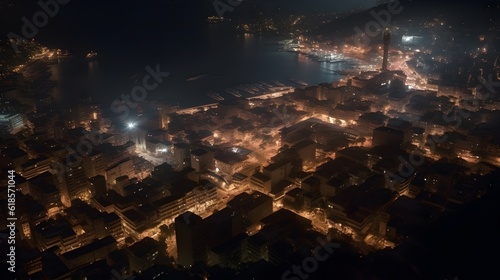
[45,24,355,109]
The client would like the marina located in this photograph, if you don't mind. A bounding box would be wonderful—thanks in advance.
[207,91,225,101]
[206,79,297,103]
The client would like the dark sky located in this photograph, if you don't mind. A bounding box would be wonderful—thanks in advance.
[1,0,496,43]
[235,0,377,13]
[0,0,379,47]
[0,0,377,32]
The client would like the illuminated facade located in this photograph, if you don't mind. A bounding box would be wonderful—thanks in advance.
[0,111,25,135]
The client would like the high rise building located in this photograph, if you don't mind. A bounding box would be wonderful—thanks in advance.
[77,102,101,128]
[372,126,405,147]
[190,148,214,172]
[15,156,52,180]
[58,162,89,207]
[382,30,391,71]
[226,191,273,228]
[82,150,106,178]
[88,175,107,197]
[174,143,191,169]
[263,161,292,186]
[28,172,63,212]
[127,237,162,273]
[203,207,244,250]
[175,212,207,267]
[104,158,134,185]
[0,111,25,135]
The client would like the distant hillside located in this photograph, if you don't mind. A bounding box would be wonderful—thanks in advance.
[308,0,499,41]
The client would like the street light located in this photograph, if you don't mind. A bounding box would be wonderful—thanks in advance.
[127,122,136,129]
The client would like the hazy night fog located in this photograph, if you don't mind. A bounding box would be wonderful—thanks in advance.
[1,0,500,279]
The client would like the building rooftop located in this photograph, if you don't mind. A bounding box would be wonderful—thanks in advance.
[1,146,27,159]
[232,172,248,181]
[214,151,247,165]
[122,209,147,224]
[103,212,120,224]
[174,142,190,149]
[211,233,248,255]
[93,194,113,208]
[33,182,59,194]
[105,157,132,171]
[175,211,203,226]
[315,157,371,179]
[285,187,304,198]
[270,180,293,195]
[264,161,290,172]
[204,207,236,225]
[291,139,316,150]
[40,249,70,279]
[251,172,271,182]
[260,208,312,229]
[127,237,158,258]
[62,236,116,261]
[37,220,76,240]
[19,155,50,169]
[374,126,405,135]
[152,193,184,209]
[336,147,370,163]
[227,191,272,213]
[302,176,320,187]
[288,170,312,180]
[387,118,413,131]
[191,148,209,157]
[327,173,351,188]
[359,112,389,125]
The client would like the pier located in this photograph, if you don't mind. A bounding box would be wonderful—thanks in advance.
[176,103,219,115]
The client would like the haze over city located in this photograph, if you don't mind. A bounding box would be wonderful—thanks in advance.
[1,0,499,279]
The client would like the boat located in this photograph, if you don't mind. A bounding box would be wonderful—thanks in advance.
[254,83,267,90]
[186,74,208,81]
[214,93,224,100]
[207,16,225,24]
[207,91,224,101]
[86,51,98,60]
[243,88,256,95]
[56,49,72,59]
[229,91,242,97]
[226,88,242,97]
[248,86,260,92]
[238,85,255,95]
[287,78,308,86]
[271,80,286,87]
[261,82,274,88]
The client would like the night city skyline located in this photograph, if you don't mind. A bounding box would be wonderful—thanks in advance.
[1,0,500,279]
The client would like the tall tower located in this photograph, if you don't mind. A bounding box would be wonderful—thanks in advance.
[58,162,89,207]
[175,212,207,267]
[382,30,391,71]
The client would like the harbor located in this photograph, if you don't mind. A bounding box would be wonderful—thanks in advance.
[205,79,299,102]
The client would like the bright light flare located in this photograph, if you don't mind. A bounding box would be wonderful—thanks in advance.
[127,122,136,129]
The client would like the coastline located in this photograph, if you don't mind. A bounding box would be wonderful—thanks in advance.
[5,36,361,110]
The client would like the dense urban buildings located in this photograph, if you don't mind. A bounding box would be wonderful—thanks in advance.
[1,0,500,279]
